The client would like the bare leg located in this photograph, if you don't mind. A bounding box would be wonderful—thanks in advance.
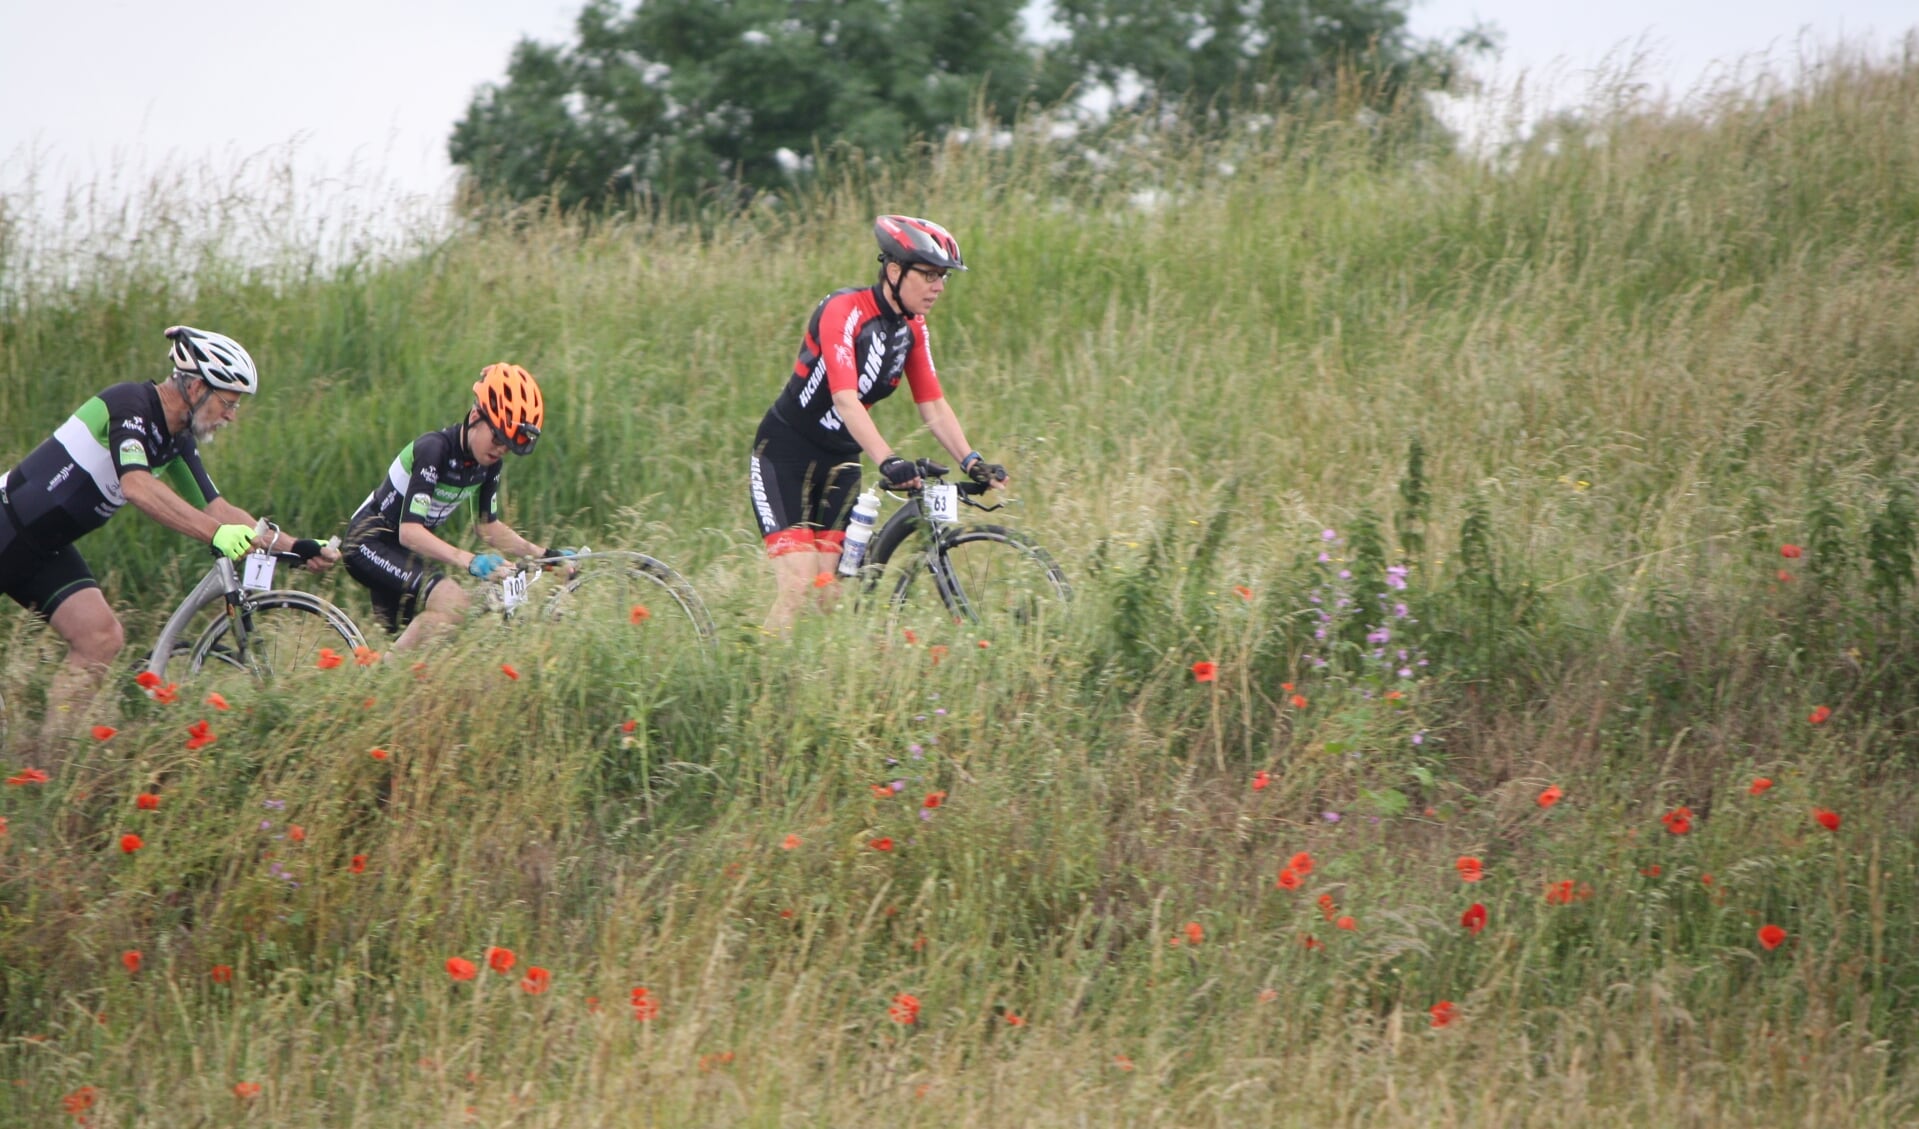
[764,551,828,635]
[390,579,470,652]
[43,589,125,760]
[812,549,844,614]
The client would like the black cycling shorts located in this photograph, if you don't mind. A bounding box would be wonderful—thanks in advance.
[0,503,98,620]
[341,515,448,634]
[749,411,860,557]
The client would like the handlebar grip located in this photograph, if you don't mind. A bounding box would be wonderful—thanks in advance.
[916,458,950,478]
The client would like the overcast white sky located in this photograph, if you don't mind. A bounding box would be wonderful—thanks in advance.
[0,1,1913,228]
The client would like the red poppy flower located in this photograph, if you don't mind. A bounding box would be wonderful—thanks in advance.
[91,725,117,741]
[929,645,948,665]
[1461,902,1487,936]
[152,682,180,704]
[1750,777,1773,795]
[0,816,8,836]
[62,1087,99,1115]
[1281,682,1295,692]
[1779,544,1803,559]
[977,639,991,649]
[1808,705,1831,725]
[316,648,343,669]
[1257,987,1279,1003]
[1545,880,1576,905]
[620,718,639,735]
[779,908,796,919]
[1455,856,1484,882]
[1700,873,1714,887]
[120,833,144,854]
[1005,1012,1027,1026]
[136,671,161,689]
[501,663,520,680]
[1317,893,1337,920]
[1289,852,1314,876]
[1290,693,1309,709]
[1233,585,1254,600]
[210,964,233,983]
[1192,661,1218,682]
[1813,807,1841,832]
[782,834,801,850]
[1184,921,1204,945]
[870,784,892,799]
[6,767,50,786]
[1275,867,1301,891]
[923,791,946,809]
[233,1082,261,1100]
[122,950,142,974]
[1251,770,1270,791]
[888,992,921,1024]
[1538,785,1563,808]
[1429,1000,1457,1028]
[1384,689,1404,701]
[1660,806,1693,835]
[484,946,516,975]
[630,987,660,1021]
[1335,915,1356,931]
[185,719,216,751]
[521,966,551,994]
[630,605,651,624]
[1640,864,1662,877]
[1114,1054,1136,1071]
[1776,569,1794,582]
[812,573,833,588]
[370,748,389,760]
[349,854,367,874]
[1302,935,1324,950]
[871,837,894,852]
[129,792,160,812]
[1754,924,1788,951]
[353,645,379,666]
[205,691,230,711]
[445,957,478,981]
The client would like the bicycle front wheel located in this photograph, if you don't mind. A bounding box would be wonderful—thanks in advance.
[891,525,1070,633]
[541,551,716,655]
[185,592,367,688]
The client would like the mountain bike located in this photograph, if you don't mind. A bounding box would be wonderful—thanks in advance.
[485,547,715,653]
[857,458,1069,631]
[143,524,367,688]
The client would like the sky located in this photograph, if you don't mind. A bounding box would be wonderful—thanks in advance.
[0,1,1913,234]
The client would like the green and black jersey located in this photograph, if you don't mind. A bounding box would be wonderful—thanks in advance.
[348,424,501,539]
[0,382,220,549]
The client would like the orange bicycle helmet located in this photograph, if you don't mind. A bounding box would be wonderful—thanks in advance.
[472,363,545,455]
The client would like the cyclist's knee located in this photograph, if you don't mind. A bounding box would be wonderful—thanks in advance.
[424,579,470,616]
[52,594,124,667]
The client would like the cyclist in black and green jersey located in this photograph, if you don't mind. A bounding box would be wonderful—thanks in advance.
[341,363,567,652]
[0,326,339,753]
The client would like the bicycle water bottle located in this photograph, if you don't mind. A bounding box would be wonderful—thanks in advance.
[837,490,882,576]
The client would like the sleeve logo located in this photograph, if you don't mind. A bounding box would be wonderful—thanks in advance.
[118,438,151,467]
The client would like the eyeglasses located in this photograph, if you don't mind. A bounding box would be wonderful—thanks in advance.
[209,390,243,414]
[487,418,541,456]
[907,265,950,283]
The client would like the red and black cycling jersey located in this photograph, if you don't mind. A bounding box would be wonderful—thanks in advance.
[347,423,501,539]
[767,283,944,456]
[0,382,220,550]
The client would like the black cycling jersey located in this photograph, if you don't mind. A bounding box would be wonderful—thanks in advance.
[348,423,501,538]
[0,382,220,551]
[768,284,944,456]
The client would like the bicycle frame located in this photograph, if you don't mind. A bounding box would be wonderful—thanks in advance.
[144,538,366,680]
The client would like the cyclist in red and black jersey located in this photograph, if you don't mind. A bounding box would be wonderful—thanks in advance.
[750,215,1008,632]
[0,326,338,755]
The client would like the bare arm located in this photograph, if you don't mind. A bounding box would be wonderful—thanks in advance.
[917,397,1009,488]
[121,470,224,544]
[477,519,544,560]
[831,389,898,464]
[398,522,481,573]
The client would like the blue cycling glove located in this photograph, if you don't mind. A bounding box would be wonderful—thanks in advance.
[468,552,507,579]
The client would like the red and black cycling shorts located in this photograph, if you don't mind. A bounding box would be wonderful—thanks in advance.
[749,411,860,557]
[340,515,449,634]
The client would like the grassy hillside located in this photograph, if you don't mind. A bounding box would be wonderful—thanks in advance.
[3,47,1919,1126]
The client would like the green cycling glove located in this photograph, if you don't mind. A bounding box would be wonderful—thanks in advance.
[212,524,257,560]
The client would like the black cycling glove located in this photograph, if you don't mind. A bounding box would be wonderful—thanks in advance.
[289,538,324,561]
[962,453,1008,486]
[879,455,919,488]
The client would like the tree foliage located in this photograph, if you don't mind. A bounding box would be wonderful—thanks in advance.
[449,0,1480,210]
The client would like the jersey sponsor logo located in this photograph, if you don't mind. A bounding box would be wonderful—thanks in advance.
[797,361,828,408]
[858,334,887,396]
[124,414,146,430]
[46,462,75,490]
[117,438,150,468]
[820,408,844,431]
[408,493,432,517]
[420,466,439,483]
[749,454,777,532]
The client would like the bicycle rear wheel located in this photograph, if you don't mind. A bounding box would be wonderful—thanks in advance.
[890,525,1070,634]
[184,592,367,691]
[541,551,715,656]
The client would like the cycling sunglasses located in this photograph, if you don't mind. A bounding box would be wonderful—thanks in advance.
[486,418,541,455]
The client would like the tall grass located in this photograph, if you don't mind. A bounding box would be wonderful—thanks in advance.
[3,42,1919,1126]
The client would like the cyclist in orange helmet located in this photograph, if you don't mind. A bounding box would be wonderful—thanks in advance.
[341,364,570,651]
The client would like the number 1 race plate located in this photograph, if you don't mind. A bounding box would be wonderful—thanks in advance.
[242,552,277,591]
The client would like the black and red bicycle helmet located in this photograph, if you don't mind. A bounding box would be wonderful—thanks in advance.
[874,215,967,272]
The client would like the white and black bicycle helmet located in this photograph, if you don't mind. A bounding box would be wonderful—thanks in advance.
[165,325,259,394]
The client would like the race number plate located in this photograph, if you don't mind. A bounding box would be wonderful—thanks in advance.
[923,483,960,525]
[501,571,529,611]
[242,552,277,591]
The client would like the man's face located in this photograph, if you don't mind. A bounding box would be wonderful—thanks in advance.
[470,418,509,465]
[190,385,243,441]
